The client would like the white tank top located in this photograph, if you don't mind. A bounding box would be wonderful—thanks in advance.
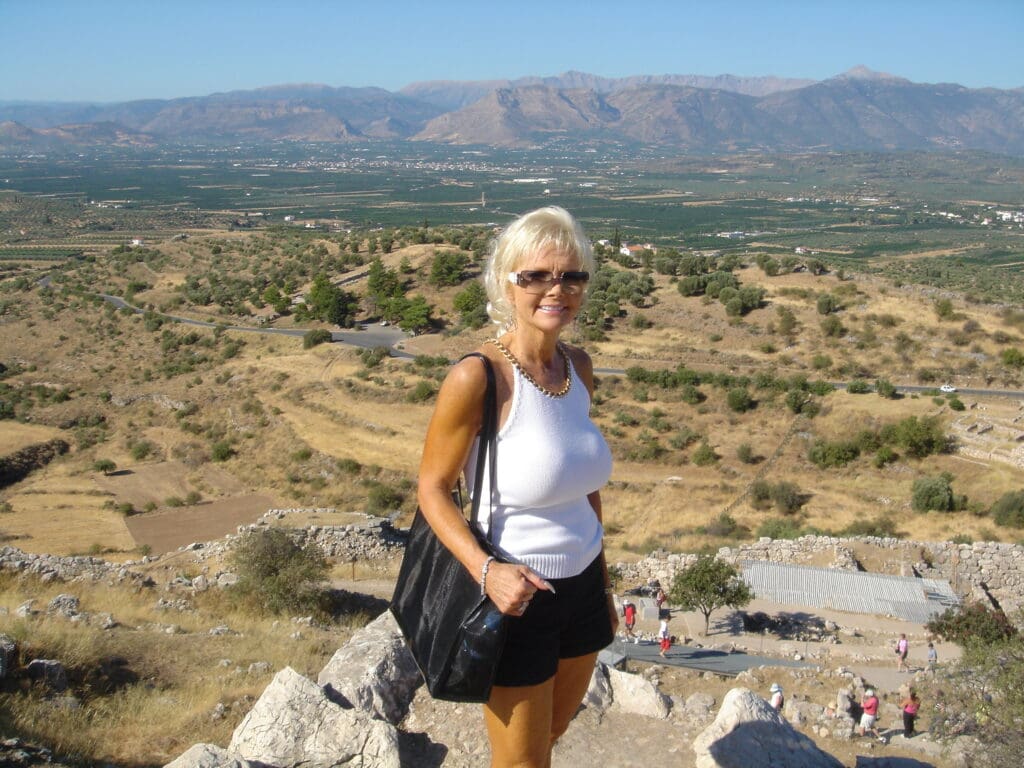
[464,356,613,579]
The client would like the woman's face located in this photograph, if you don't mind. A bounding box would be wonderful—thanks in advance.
[506,247,585,335]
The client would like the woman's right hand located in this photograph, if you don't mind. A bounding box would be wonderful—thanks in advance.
[484,561,552,616]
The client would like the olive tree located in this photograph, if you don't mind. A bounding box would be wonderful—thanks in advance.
[669,556,753,635]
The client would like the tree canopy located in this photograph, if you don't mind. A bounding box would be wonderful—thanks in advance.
[669,556,753,634]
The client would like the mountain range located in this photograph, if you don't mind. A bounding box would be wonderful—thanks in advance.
[2,68,1023,154]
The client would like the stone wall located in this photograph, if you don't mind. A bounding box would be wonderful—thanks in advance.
[613,535,1024,617]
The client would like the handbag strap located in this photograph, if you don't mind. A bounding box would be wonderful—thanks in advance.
[458,352,497,540]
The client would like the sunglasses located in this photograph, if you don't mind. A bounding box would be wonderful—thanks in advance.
[507,270,590,295]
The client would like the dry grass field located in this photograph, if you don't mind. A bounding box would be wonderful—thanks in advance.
[2,226,1024,563]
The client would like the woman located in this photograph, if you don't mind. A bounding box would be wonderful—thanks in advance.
[417,206,617,767]
[901,690,921,737]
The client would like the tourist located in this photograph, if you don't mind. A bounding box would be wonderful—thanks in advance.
[896,632,909,672]
[769,682,784,712]
[926,642,938,673]
[859,689,883,742]
[416,206,616,767]
[901,689,921,737]
[623,599,637,642]
[658,614,671,657]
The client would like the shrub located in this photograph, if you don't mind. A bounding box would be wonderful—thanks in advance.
[750,479,772,507]
[366,481,405,515]
[889,415,946,458]
[726,388,753,413]
[211,441,234,462]
[130,440,155,461]
[698,513,742,538]
[407,380,436,403]
[808,439,860,468]
[926,602,1019,646]
[770,481,804,515]
[911,474,956,512]
[992,490,1024,528]
[691,441,718,466]
[811,353,832,370]
[841,516,899,538]
[873,446,897,467]
[303,329,333,349]
[875,379,897,399]
[756,518,804,539]
[846,379,870,394]
[736,443,755,464]
[228,527,329,615]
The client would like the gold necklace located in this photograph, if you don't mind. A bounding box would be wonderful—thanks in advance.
[488,339,571,398]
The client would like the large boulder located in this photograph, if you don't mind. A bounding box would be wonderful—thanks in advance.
[582,662,613,711]
[693,687,843,768]
[317,611,421,724]
[606,665,670,719]
[229,666,400,768]
[163,744,254,768]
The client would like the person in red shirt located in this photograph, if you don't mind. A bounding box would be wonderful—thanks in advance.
[622,599,637,642]
[859,689,883,742]
[901,690,921,737]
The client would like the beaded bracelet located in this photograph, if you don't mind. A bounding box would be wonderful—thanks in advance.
[480,556,496,597]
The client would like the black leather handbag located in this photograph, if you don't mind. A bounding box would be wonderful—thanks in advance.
[390,353,507,702]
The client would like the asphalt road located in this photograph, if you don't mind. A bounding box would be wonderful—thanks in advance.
[604,637,815,677]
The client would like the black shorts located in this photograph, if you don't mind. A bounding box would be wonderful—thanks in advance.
[494,556,614,688]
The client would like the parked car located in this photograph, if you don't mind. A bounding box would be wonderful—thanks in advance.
[940,384,957,393]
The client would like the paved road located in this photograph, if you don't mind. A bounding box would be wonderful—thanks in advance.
[605,637,815,677]
[99,293,409,350]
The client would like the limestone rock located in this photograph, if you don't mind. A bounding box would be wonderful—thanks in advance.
[25,659,67,693]
[229,666,400,768]
[164,743,254,768]
[582,662,612,711]
[693,687,843,768]
[606,666,670,719]
[0,634,17,679]
[46,594,80,618]
[317,611,421,725]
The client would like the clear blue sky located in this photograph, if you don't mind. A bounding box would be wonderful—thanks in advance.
[2,0,1021,103]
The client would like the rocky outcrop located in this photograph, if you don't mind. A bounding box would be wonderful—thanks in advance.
[693,687,843,768]
[0,439,69,488]
[228,666,401,768]
[0,546,152,587]
[163,744,254,768]
[606,665,671,719]
[317,611,421,725]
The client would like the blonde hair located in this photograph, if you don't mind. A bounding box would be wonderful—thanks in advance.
[483,206,595,331]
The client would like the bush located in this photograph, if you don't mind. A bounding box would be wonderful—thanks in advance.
[691,441,718,466]
[841,516,900,538]
[846,379,870,394]
[750,479,772,507]
[889,415,946,458]
[926,602,1018,646]
[303,328,333,349]
[736,443,755,464]
[770,481,804,515]
[407,380,436,403]
[992,490,1024,528]
[697,513,743,538]
[726,388,753,413]
[756,518,804,539]
[130,440,155,461]
[228,527,329,615]
[366,481,406,515]
[875,379,898,399]
[808,439,860,468]
[912,475,956,512]
[211,441,234,462]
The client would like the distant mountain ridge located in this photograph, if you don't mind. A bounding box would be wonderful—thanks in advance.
[2,68,1023,154]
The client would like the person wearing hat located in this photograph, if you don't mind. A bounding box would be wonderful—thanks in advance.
[859,689,883,742]
[769,683,784,712]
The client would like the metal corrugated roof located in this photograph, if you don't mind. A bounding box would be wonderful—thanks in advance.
[741,560,960,623]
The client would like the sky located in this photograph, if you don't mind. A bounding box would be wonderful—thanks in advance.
[1,0,1022,103]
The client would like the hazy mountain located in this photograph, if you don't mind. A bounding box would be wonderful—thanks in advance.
[400,70,815,111]
[2,69,1023,154]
